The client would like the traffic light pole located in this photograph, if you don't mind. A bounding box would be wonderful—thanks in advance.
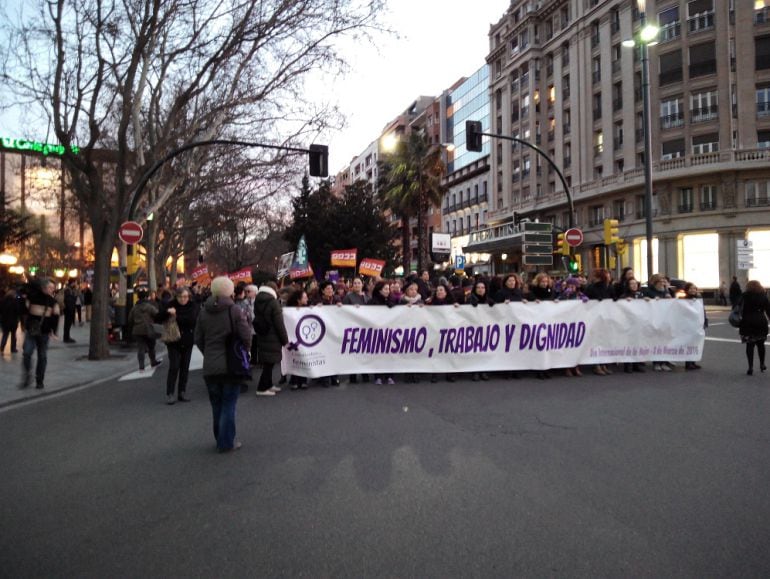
[475,131,575,232]
[123,139,328,325]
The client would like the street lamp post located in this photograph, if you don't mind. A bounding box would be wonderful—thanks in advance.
[640,1,656,281]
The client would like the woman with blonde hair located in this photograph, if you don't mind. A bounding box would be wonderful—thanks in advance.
[739,280,770,375]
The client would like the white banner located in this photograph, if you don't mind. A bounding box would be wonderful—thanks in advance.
[280,300,706,378]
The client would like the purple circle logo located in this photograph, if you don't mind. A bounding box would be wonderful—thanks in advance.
[295,314,325,348]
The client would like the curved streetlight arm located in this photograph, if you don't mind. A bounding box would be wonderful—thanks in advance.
[479,131,574,230]
[127,139,323,221]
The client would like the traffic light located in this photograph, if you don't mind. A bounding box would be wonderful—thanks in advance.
[603,218,619,245]
[29,265,39,275]
[556,233,569,256]
[616,238,627,254]
[466,120,483,152]
[308,144,329,177]
[568,254,581,274]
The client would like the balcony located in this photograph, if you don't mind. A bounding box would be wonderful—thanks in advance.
[746,197,770,207]
[691,105,718,123]
[689,60,717,78]
[659,21,681,42]
[660,112,684,129]
[660,68,683,86]
[688,12,714,33]
[700,201,717,211]
[520,73,530,86]
[479,193,488,203]
[678,204,694,213]
[756,7,770,24]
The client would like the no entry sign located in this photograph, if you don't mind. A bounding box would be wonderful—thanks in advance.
[565,227,584,247]
[119,221,143,245]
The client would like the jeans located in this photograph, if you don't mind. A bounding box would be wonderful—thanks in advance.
[22,333,50,385]
[166,342,193,396]
[206,381,240,450]
[136,335,158,369]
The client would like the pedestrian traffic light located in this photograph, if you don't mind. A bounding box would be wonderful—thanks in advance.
[466,120,483,152]
[568,255,581,274]
[308,144,329,177]
[603,218,620,245]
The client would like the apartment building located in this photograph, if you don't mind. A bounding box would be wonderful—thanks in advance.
[466,0,770,288]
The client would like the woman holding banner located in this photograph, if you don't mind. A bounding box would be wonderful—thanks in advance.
[428,283,457,384]
[315,281,342,386]
[493,274,524,303]
[286,288,310,390]
[369,281,396,385]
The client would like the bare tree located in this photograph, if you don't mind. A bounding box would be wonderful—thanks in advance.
[1,0,384,358]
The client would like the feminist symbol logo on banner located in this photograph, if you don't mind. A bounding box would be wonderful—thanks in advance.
[294,314,326,349]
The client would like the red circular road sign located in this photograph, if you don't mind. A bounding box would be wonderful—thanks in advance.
[565,227,584,247]
[119,221,144,245]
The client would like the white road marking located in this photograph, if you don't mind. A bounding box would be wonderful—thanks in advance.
[705,337,770,345]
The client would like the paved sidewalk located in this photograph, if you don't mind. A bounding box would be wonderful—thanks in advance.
[0,322,162,410]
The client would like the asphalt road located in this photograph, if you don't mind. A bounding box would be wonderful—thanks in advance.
[1,310,769,578]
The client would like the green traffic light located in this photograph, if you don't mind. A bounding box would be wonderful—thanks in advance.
[568,260,579,273]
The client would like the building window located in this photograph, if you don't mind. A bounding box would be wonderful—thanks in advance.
[701,185,717,210]
[689,42,716,78]
[691,89,718,122]
[759,130,770,149]
[659,6,681,42]
[692,133,719,154]
[746,181,770,207]
[757,36,770,71]
[613,199,625,221]
[660,97,684,128]
[678,188,694,213]
[687,0,714,33]
[662,138,685,159]
[592,56,601,84]
[660,51,683,86]
[681,233,719,288]
[593,93,602,120]
[758,85,770,117]
[595,131,604,156]
[589,205,605,227]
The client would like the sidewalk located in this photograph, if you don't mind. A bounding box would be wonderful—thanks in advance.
[0,322,157,410]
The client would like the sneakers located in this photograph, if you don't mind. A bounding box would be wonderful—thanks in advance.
[660,364,672,372]
[256,389,276,396]
[269,385,282,393]
[374,378,383,385]
[653,363,663,372]
[218,441,242,453]
[387,378,395,385]
[166,395,176,405]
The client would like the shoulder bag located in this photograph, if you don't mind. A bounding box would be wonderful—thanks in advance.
[728,296,743,328]
[227,306,252,379]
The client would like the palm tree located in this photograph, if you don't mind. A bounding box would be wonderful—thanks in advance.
[379,131,447,273]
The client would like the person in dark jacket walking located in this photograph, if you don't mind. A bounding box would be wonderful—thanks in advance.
[253,282,289,396]
[62,280,78,343]
[20,279,60,389]
[157,287,200,404]
[738,280,770,375]
[128,290,161,371]
[729,276,742,307]
[194,276,252,452]
[1,288,22,353]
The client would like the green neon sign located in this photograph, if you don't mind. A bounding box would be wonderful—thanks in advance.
[0,137,80,156]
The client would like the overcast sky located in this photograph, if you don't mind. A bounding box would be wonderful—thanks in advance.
[319,0,508,171]
[0,0,509,173]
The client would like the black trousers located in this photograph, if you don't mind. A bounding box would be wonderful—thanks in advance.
[166,342,193,396]
[63,309,76,340]
[258,363,275,391]
[1,323,17,352]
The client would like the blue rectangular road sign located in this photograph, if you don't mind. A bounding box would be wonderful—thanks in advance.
[455,255,466,269]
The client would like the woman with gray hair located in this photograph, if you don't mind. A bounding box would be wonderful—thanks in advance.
[194,276,252,452]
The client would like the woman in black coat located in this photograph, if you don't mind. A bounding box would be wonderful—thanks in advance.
[1,288,22,353]
[739,280,770,375]
[157,287,200,404]
[493,274,524,303]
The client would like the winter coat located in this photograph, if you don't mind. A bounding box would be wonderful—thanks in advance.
[584,282,614,301]
[739,291,770,341]
[253,288,289,364]
[63,286,79,312]
[493,287,523,303]
[342,291,368,306]
[194,296,252,383]
[369,292,391,306]
[469,291,494,306]
[128,299,158,336]
[528,285,553,301]
[158,298,200,347]
[1,292,22,330]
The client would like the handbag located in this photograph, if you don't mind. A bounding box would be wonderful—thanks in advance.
[226,306,252,379]
[728,297,743,328]
[160,317,181,343]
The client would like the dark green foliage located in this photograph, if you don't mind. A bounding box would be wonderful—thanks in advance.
[284,176,396,277]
